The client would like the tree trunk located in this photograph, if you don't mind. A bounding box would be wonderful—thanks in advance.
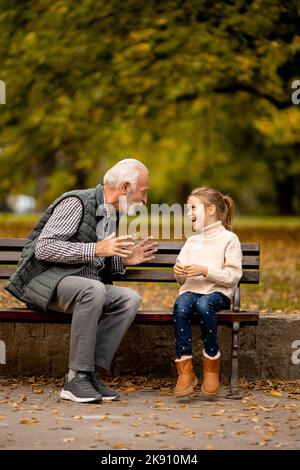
[177,181,190,206]
[35,154,56,211]
[274,175,295,215]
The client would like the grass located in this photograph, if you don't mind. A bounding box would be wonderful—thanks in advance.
[234,216,300,229]
[0,213,299,313]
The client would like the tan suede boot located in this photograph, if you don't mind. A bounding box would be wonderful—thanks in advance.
[174,356,198,397]
[201,350,221,397]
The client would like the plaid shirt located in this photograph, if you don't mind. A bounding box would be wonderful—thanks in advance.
[35,190,124,281]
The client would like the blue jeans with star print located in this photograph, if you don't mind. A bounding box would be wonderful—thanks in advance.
[173,291,231,358]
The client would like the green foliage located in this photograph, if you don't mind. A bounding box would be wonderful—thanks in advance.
[0,0,299,213]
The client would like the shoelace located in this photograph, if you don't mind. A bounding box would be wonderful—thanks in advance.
[75,374,97,392]
[89,371,104,388]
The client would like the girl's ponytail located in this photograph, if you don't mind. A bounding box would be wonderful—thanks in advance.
[222,195,235,231]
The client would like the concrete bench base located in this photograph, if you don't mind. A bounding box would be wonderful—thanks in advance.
[0,313,299,379]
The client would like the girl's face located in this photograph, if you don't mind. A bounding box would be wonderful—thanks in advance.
[187,195,217,231]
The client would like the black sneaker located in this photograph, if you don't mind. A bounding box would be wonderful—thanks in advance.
[60,373,103,403]
[89,371,120,401]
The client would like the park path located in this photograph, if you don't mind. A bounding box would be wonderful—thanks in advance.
[0,377,299,450]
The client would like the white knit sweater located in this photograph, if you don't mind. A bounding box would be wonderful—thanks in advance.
[176,221,243,301]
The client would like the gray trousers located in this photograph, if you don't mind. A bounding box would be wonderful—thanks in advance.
[48,276,141,371]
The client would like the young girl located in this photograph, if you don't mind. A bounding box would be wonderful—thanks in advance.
[173,187,242,397]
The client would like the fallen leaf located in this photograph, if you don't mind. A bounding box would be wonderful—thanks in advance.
[259,440,267,446]
[156,423,178,430]
[213,410,225,416]
[159,388,171,396]
[114,443,128,449]
[236,429,250,435]
[270,390,282,398]
[19,418,39,425]
[182,428,195,437]
[62,438,75,443]
[251,417,260,423]
[246,403,259,410]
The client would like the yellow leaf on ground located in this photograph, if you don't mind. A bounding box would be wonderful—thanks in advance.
[213,410,225,416]
[125,387,136,392]
[259,440,267,446]
[270,390,282,397]
[19,418,39,424]
[183,428,195,436]
[159,388,171,396]
[114,443,128,449]
[251,417,260,423]
[62,438,75,443]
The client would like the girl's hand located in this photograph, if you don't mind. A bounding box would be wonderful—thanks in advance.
[185,264,208,277]
[174,262,187,276]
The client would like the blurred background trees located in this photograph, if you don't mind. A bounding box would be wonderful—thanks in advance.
[0,0,299,214]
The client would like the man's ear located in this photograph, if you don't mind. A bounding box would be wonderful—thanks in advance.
[120,181,130,194]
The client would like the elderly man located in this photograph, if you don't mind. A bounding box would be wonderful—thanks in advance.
[6,159,157,403]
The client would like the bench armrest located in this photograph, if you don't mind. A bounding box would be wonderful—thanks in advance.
[232,286,240,312]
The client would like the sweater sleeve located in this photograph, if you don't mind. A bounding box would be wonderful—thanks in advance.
[205,236,243,287]
[174,254,187,286]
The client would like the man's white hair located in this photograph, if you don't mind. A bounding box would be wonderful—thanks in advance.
[103,158,148,189]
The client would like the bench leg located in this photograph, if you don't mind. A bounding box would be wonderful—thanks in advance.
[227,321,243,399]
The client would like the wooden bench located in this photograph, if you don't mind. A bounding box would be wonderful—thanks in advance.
[0,238,260,399]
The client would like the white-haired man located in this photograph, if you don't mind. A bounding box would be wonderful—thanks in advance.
[6,159,157,403]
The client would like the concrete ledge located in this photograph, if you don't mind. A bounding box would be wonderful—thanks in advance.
[0,313,300,379]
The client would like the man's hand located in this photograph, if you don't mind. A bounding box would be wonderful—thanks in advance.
[95,233,135,259]
[185,264,208,277]
[123,236,158,266]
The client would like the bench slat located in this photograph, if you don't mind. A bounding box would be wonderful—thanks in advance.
[0,308,259,324]
[156,241,259,254]
[134,254,259,268]
[0,239,260,253]
[0,251,22,264]
[0,251,260,268]
[0,267,16,278]
[0,238,27,249]
[0,267,259,283]
[114,269,259,283]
